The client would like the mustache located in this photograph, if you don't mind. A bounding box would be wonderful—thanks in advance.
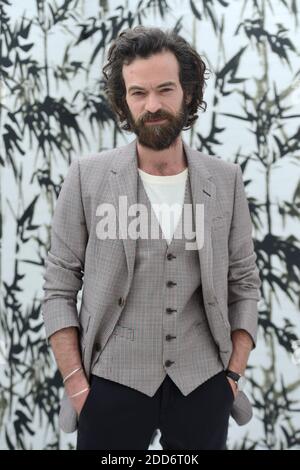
[141,113,170,123]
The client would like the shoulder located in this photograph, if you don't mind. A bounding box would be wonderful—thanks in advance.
[191,149,240,191]
[67,146,121,186]
[199,150,238,176]
[77,146,119,171]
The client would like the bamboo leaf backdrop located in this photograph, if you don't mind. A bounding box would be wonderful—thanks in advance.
[0,0,299,450]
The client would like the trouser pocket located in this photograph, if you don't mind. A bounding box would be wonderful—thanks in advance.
[223,371,235,402]
[78,375,95,421]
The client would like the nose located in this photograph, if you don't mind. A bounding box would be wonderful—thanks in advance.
[144,93,162,114]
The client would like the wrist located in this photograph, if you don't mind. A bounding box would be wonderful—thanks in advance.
[225,368,247,392]
[64,370,89,395]
[227,362,245,376]
[69,386,90,399]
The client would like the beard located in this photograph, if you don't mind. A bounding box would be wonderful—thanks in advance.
[125,98,190,151]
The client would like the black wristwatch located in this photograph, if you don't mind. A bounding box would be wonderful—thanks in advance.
[225,369,246,391]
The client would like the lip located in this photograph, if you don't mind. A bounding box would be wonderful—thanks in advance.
[145,118,167,124]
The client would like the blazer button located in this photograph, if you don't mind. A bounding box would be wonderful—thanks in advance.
[167,253,176,260]
[95,342,101,352]
[207,295,217,306]
[118,296,126,307]
[165,360,175,367]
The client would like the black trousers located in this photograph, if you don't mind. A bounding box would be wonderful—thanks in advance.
[76,370,234,450]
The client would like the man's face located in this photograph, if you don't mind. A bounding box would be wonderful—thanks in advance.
[122,50,190,150]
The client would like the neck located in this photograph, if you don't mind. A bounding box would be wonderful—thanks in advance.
[136,136,187,176]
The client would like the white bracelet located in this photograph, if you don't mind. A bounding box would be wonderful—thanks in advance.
[69,387,90,399]
[63,366,82,384]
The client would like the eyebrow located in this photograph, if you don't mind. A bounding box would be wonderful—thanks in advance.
[128,81,177,93]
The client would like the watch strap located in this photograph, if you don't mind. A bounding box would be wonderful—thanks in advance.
[225,369,241,382]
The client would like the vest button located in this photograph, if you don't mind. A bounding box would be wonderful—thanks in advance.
[166,334,176,341]
[166,281,177,287]
[165,360,175,367]
[95,342,101,352]
[166,307,177,314]
[118,296,126,307]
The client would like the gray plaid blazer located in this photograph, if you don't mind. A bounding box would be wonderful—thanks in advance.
[42,137,261,433]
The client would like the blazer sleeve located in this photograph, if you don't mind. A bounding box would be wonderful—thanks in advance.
[227,163,261,348]
[41,159,88,342]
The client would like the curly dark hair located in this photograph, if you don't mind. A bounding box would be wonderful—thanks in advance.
[102,26,209,131]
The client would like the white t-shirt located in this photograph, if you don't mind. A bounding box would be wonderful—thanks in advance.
[138,167,188,244]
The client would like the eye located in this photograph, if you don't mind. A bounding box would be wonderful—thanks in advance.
[132,88,172,96]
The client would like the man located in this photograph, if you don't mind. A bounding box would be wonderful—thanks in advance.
[42,26,261,450]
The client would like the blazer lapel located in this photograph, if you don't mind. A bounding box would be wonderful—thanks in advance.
[108,139,139,287]
[182,138,217,305]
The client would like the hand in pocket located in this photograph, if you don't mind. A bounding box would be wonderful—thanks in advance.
[75,388,91,418]
[226,376,238,400]
[64,371,91,417]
